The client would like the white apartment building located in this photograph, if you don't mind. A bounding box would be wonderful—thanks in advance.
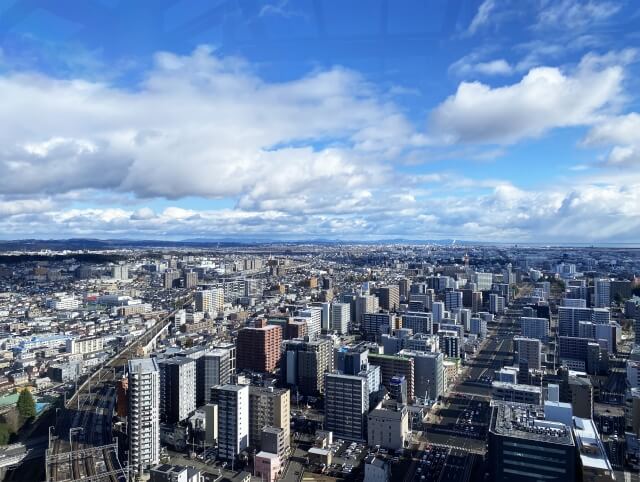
[128,358,161,475]
[330,302,350,335]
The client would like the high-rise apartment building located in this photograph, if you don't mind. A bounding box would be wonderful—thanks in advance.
[211,384,249,461]
[183,270,198,289]
[194,288,224,315]
[248,386,290,453]
[368,353,415,401]
[376,285,400,311]
[520,317,549,342]
[158,357,196,423]
[295,307,322,339]
[330,302,350,335]
[594,279,611,308]
[112,264,129,280]
[355,294,379,326]
[398,349,444,401]
[128,358,161,475]
[283,338,333,396]
[514,337,542,371]
[324,373,369,441]
[203,349,231,402]
[236,321,282,373]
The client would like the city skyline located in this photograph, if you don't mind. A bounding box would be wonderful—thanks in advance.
[0,0,639,242]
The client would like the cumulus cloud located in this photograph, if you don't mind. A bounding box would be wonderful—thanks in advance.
[1,178,640,242]
[430,55,623,144]
[0,46,417,204]
[583,112,640,166]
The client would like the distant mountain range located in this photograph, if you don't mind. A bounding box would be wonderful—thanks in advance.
[0,237,473,251]
[0,238,636,252]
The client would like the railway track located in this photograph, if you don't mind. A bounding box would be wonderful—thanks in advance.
[48,296,192,481]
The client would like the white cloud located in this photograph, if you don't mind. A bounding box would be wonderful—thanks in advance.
[0,46,416,203]
[2,178,640,242]
[537,0,622,30]
[450,56,513,77]
[583,112,640,166]
[467,0,496,36]
[430,55,624,144]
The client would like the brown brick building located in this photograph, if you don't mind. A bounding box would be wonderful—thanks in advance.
[237,321,282,373]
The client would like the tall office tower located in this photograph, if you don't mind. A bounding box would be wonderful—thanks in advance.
[236,321,282,373]
[488,403,576,482]
[471,291,483,313]
[474,272,493,291]
[594,279,611,308]
[283,338,333,396]
[431,301,445,323]
[470,318,488,339]
[158,357,196,423]
[330,302,350,334]
[398,278,410,301]
[561,298,587,308]
[128,358,160,475]
[296,307,322,339]
[324,373,369,441]
[355,294,379,326]
[377,285,400,311]
[183,270,198,289]
[163,269,180,289]
[520,317,549,342]
[558,307,593,337]
[211,384,249,461]
[567,279,588,300]
[445,290,463,311]
[194,288,224,315]
[398,349,444,401]
[591,308,611,325]
[595,323,617,353]
[203,349,231,402]
[489,294,505,314]
[459,308,472,331]
[362,312,396,340]
[402,312,432,334]
[248,386,290,452]
[514,337,542,370]
[112,264,129,280]
[368,353,415,401]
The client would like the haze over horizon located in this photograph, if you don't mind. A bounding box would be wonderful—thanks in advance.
[0,0,639,242]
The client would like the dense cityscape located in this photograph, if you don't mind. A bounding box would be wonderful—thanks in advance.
[2,0,640,481]
[0,243,637,481]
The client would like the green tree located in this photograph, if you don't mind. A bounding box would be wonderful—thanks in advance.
[16,389,36,420]
[0,424,11,445]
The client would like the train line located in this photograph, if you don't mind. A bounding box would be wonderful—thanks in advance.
[47,296,193,481]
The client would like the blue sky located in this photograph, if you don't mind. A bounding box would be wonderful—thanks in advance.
[0,0,639,242]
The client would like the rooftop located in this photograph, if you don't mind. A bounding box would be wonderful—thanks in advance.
[490,402,574,446]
